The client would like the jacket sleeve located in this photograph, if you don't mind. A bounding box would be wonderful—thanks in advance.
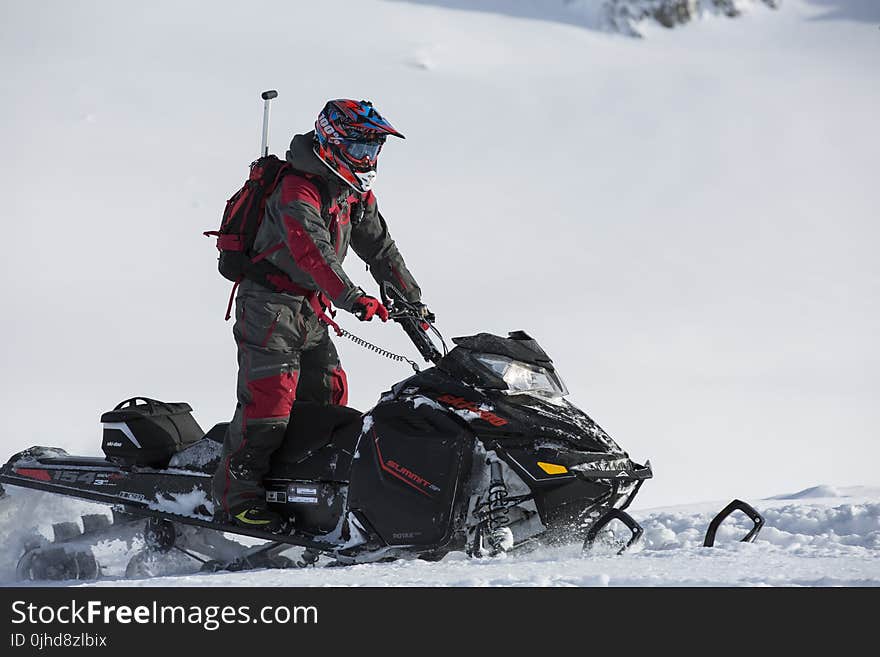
[271,175,362,311]
[350,191,422,303]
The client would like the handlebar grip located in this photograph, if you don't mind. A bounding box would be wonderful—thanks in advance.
[261,90,278,100]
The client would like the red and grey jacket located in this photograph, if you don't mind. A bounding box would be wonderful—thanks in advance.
[251,132,421,311]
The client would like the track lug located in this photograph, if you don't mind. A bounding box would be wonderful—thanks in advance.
[52,521,81,543]
[111,506,138,525]
[81,514,112,535]
[18,546,98,581]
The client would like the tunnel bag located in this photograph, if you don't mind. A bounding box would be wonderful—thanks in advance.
[101,397,204,467]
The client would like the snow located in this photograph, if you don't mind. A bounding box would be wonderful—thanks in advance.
[149,488,213,518]
[1,0,879,585]
[769,484,845,500]
[409,395,446,412]
[168,438,221,470]
[2,484,876,586]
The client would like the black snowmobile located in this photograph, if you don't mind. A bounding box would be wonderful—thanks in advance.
[0,287,656,579]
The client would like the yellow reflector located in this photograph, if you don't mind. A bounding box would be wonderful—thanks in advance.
[537,462,568,475]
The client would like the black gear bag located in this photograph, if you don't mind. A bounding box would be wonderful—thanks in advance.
[101,397,204,467]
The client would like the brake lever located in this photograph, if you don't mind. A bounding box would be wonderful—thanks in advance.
[387,308,419,323]
[385,295,434,326]
[380,281,445,363]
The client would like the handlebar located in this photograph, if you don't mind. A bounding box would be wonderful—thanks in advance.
[381,283,445,365]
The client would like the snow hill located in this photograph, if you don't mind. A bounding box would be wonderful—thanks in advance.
[1,484,877,586]
[1,0,878,568]
[402,0,783,36]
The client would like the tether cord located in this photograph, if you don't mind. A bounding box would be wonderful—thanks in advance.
[337,326,422,372]
[306,292,446,372]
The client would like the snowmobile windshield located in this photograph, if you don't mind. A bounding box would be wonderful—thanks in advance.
[473,353,568,399]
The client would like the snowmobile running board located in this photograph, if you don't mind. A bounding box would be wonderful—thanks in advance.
[0,470,344,555]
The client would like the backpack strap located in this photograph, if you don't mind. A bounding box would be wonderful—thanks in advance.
[224,276,243,321]
[297,169,333,219]
[280,167,332,210]
[245,166,333,263]
[234,166,345,333]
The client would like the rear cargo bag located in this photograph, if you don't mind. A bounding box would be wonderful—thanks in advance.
[101,397,204,467]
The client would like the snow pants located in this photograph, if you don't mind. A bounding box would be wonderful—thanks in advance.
[212,283,348,516]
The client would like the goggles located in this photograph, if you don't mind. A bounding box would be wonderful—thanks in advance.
[341,138,383,163]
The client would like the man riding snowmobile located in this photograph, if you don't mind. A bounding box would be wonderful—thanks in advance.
[213,99,431,533]
[0,93,759,578]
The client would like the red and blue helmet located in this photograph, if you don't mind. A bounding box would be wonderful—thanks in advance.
[314,99,405,193]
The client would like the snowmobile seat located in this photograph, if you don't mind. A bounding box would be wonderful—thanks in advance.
[166,423,228,473]
[278,401,362,463]
[35,456,116,468]
[169,404,362,476]
[268,401,363,481]
[202,423,227,443]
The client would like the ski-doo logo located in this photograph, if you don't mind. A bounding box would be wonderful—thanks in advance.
[435,394,508,427]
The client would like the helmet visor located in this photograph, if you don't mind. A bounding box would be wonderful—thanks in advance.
[342,138,383,164]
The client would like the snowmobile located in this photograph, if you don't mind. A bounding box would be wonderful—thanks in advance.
[0,88,764,580]
[0,285,661,580]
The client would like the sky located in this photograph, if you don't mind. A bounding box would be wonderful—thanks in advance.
[0,0,878,508]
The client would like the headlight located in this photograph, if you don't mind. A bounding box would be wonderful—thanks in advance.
[474,353,568,398]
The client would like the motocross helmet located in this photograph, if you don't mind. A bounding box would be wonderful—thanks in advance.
[314,99,405,193]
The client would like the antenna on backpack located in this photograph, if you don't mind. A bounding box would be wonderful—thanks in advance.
[260,90,278,157]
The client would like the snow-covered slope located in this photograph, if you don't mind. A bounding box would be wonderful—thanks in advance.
[401,0,782,36]
[1,0,878,515]
[1,485,876,586]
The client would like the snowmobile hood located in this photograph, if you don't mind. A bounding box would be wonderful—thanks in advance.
[450,331,554,370]
[437,330,563,397]
[286,131,337,179]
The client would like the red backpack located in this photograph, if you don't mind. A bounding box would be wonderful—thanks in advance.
[204,155,329,317]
